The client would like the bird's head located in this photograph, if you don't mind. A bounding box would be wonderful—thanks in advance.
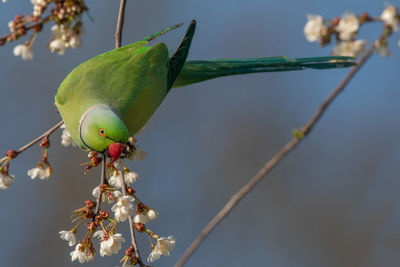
[79,105,129,159]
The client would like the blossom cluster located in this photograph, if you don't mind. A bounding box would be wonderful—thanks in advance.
[0,135,55,190]
[0,154,15,190]
[58,155,175,265]
[2,0,88,60]
[304,4,400,57]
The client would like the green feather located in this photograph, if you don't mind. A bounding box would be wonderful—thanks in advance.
[167,20,196,91]
[54,21,356,151]
[55,40,169,150]
[172,56,356,87]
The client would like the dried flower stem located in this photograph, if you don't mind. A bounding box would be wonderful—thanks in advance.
[175,43,377,267]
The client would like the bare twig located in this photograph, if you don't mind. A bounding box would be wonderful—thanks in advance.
[16,120,64,154]
[0,120,63,164]
[175,44,376,267]
[94,153,107,215]
[114,0,127,49]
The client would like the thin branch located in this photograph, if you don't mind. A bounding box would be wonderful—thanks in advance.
[0,120,64,164]
[0,15,51,44]
[119,170,147,267]
[94,153,107,215]
[114,0,127,49]
[175,44,376,267]
[16,120,64,154]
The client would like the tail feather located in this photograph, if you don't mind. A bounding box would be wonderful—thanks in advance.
[172,56,356,88]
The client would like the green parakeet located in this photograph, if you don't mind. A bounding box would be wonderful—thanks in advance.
[55,20,355,157]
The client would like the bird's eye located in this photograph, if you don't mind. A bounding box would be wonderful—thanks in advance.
[98,128,106,137]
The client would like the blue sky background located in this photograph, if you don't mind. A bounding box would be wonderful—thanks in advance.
[1,0,400,266]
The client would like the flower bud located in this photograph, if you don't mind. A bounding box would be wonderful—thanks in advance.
[84,200,96,209]
[6,150,17,159]
[134,223,145,232]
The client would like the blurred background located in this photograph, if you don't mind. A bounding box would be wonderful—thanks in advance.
[1,0,400,266]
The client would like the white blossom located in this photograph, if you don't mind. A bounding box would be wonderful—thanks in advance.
[13,44,34,60]
[146,209,159,221]
[113,158,125,170]
[92,186,122,203]
[31,0,46,17]
[8,21,15,32]
[50,25,85,54]
[111,195,135,222]
[125,171,138,184]
[27,166,44,179]
[147,236,176,263]
[0,173,15,190]
[33,5,42,17]
[2,0,8,3]
[333,40,367,57]
[336,12,359,41]
[69,33,82,48]
[94,231,125,257]
[28,165,51,180]
[59,230,76,246]
[109,171,123,188]
[27,165,51,180]
[134,213,147,224]
[381,4,399,31]
[31,0,46,6]
[60,124,77,147]
[93,230,104,238]
[304,14,328,42]
[70,244,89,263]
[42,167,52,179]
[147,250,161,263]
[87,251,94,261]
[134,209,158,224]
[51,24,59,33]
[109,170,138,189]
[49,39,66,55]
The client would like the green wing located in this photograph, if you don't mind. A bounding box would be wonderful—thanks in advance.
[172,56,356,87]
[167,19,196,92]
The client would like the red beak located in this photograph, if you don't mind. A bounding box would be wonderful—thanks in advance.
[108,142,125,160]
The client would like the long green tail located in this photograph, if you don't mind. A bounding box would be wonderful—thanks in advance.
[172,56,356,88]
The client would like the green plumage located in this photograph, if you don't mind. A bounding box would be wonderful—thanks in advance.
[55,41,169,150]
[55,20,356,152]
[173,56,355,87]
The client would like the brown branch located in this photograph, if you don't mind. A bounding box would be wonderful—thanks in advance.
[114,0,127,49]
[16,120,64,154]
[175,44,376,267]
[0,15,51,44]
